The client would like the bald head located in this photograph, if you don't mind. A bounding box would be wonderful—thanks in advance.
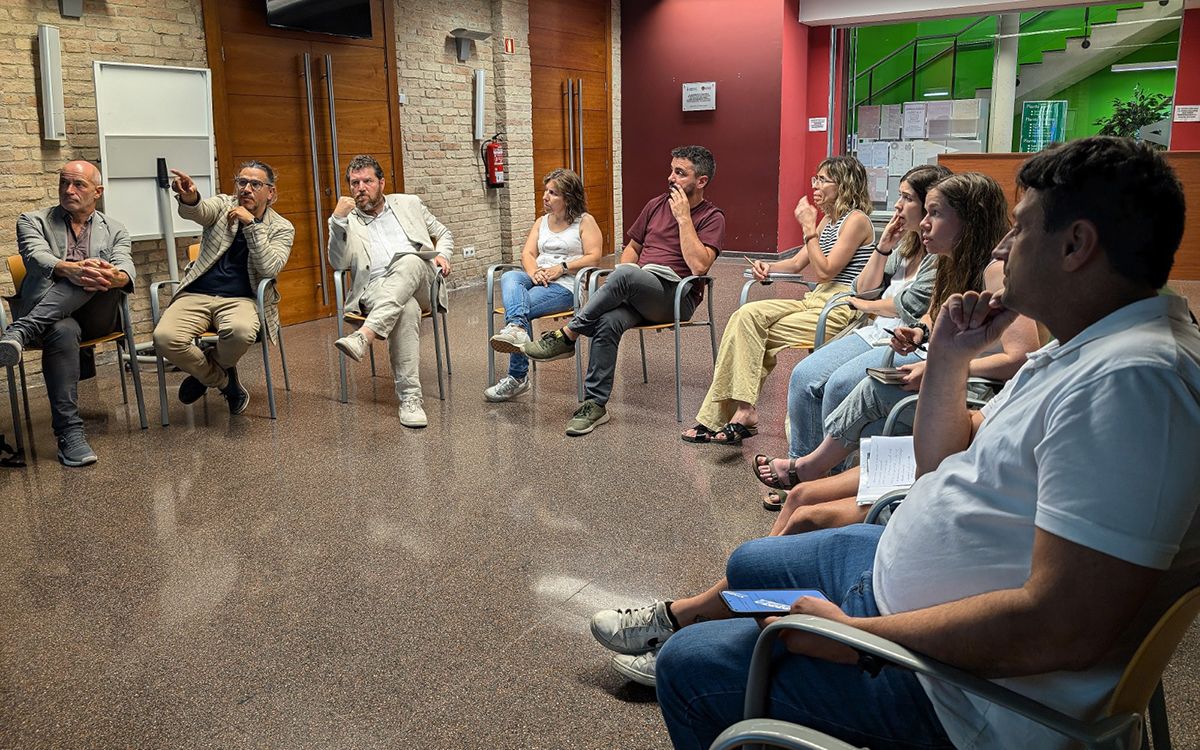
[58,160,104,220]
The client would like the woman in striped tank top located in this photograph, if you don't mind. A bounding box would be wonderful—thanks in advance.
[684,156,876,445]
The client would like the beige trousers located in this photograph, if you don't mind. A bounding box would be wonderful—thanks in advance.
[695,282,856,430]
[357,254,434,399]
[152,293,260,389]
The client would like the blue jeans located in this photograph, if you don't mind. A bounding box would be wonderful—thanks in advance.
[786,335,874,458]
[656,525,952,750]
[501,271,575,379]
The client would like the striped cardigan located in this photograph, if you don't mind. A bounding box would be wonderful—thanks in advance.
[174,194,294,343]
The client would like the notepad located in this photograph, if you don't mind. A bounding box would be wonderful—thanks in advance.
[856,435,917,506]
[619,262,681,283]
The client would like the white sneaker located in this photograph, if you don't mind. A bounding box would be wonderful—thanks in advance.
[484,375,530,402]
[590,600,676,655]
[490,323,531,354]
[335,330,369,362]
[398,394,427,428]
[611,649,658,687]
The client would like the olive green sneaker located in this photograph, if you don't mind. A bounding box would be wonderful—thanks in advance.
[522,329,576,361]
[565,399,609,436]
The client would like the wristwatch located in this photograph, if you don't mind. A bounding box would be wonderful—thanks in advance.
[914,321,930,340]
[560,262,568,273]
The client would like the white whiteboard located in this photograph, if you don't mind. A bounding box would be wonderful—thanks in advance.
[94,61,216,241]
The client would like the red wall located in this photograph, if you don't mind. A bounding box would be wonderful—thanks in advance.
[777,0,810,250]
[621,0,786,252]
[1173,9,1200,150]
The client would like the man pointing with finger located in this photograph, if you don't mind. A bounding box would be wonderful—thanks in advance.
[0,160,135,466]
[152,161,294,416]
[328,154,453,428]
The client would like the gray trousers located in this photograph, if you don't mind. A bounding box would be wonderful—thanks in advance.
[8,278,122,436]
[568,264,696,405]
[358,254,434,399]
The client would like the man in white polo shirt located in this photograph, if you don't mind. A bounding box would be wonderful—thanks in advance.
[328,154,453,428]
[648,136,1200,749]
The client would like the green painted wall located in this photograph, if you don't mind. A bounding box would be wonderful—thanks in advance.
[1023,29,1180,147]
[850,2,1180,147]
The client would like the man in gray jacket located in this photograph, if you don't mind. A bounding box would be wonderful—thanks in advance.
[0,160,135,466]
[329,154,453,428]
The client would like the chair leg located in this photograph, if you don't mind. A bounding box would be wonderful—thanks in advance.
[1148,681,1172,750]
[261,335,277,419]
[155,346,171,427]
[117,298,147,429]
[6,364,25,461]
[674,323,683,423]
[115,344,129,404]
[277,327,291,391]
[708,295,718,363]
[639,330,649,384]
[337,314,350,404]
[369,342,377,377]
[19,360,33,435]
[430,305,445,401]
[441,311,451,376]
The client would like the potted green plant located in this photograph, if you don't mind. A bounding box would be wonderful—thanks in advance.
[1094,85,1172,146]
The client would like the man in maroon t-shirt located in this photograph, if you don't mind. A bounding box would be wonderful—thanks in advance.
[523,145,726,436]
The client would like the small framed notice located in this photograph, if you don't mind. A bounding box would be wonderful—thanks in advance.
[682,82,716,112]
[808,117,828,132]
[1175,105,1200,123]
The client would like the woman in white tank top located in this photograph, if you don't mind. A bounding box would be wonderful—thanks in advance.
[485,168,602,402]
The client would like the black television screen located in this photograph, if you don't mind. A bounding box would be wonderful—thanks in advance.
[265,0,373,40]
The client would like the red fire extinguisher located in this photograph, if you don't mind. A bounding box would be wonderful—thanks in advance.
[482,133,506,188]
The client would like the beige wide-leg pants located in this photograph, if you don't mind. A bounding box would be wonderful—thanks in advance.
[153,292,260,389]
[695,282,856,430]
[357,254,434,399]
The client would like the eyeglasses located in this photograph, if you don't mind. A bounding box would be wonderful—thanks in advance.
[811,175,836,187]
[233,178,273,191]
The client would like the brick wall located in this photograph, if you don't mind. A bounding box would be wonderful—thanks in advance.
[0,0,623,344]
[0,0,207,339]
[611,0,623,249]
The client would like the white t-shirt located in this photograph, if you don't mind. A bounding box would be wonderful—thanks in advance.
[535,214,585,292]
[873,295,1200,750]
[853,261,919,345]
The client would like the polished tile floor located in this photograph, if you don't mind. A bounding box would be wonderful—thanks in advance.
[2,260,1197,749]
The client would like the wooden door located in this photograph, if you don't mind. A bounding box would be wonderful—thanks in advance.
[529,0,614,252]
[202,0,403,325]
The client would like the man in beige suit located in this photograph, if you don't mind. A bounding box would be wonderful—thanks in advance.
[329,154,453,428]
[152,162,294,415]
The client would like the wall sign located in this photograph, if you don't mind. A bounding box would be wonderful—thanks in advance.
[808,117,828,132]
[1175,105,1200,123]
[1019,100,1068,153]
[682,81,716,112]
[503,38,515,54]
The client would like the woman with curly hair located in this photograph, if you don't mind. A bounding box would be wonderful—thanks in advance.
[683,156,876,445]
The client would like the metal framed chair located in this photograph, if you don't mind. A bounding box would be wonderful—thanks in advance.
[3,254,148,434]
[717,584,1200,750]
[484,262,584,386]
[574,267,717,422]
[149,243,290,425]
[739,268,880,351]
[332,267,449,403]
[0,301,26,464]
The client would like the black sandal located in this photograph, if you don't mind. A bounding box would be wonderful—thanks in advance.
[680,424,717,443]
[710,422,757,446]
[753,454,801,490]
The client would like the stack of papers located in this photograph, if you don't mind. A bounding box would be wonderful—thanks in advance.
[856,435,917,506]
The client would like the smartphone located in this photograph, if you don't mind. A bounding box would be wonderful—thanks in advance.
[720,588,829,616]
[866,366,907,385]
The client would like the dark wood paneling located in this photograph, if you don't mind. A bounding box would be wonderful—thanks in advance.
[531,68,608,111]
[276,265,332,323]
[940,151,1200,281]
[221,33,309,98]
[225,95,310,157]
[529,26,607,74]
[528,0,608,34]
[313,42,390,102]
